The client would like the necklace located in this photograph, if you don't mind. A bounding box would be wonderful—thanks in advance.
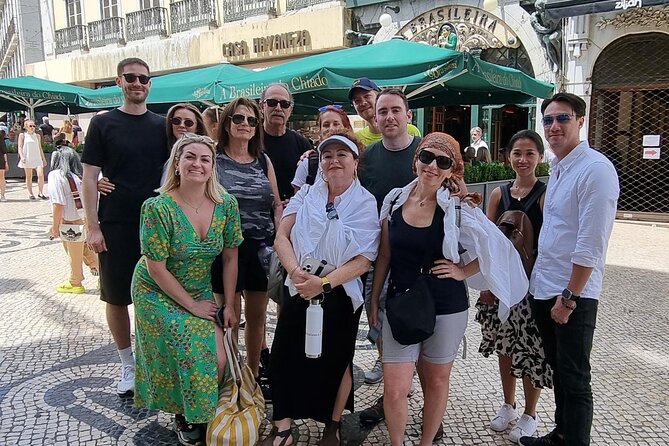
[511,183,533,201]
[177,191,207,214]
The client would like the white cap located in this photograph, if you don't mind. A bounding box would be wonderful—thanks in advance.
[317,134,359,156]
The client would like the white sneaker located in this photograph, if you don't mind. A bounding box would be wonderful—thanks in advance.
[509,413,539,443]
[364,358,383,384]
[117,364,135,397]
[490,403,518,431]
[0,196,6,202]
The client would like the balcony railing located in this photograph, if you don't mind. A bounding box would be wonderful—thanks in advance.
[126,7,169,42]
[89,16,126,48]
[0,18,18,72]
[171,0,218,33]
[223,0,275,22]
[286,0,332,10]
[55,25,89,55]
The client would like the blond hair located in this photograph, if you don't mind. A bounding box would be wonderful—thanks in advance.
[159,133,226,203]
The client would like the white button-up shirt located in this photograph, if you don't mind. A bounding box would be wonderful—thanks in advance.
[530,141,619,300]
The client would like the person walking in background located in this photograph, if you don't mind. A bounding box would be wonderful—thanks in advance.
[520,93,619,446]
[348,77,421,146]
[132,133,242,446]
[61,119,75,143]
[466,127,491,163]
[48,143,99,294]
[0,127,8,201]
[371,132,528,445]
[476,129,551,443]
[261,131,379,446]
[39,117,55,143]
[260,83,312,202]
[214,97,283,401]
[82,57,168,398]
[18,119,47,200]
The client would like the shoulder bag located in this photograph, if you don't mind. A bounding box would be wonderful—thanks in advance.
[59,174,86,242]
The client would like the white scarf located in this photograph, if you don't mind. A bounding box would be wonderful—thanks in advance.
[379,179,528,322]
[284,179,380,310]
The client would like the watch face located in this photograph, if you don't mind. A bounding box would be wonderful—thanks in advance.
[562,288,573,300]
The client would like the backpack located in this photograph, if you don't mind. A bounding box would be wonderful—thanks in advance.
[496,182,546,278]
[305,151,319,186]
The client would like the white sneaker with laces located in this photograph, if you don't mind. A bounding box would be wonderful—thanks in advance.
[117,364,135,397]
[364,358,383,384]
[490,402,518,431]
[509,413,539,443]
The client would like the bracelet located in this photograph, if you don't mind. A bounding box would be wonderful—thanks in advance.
[288,265,300,277]
[561,297,576,310]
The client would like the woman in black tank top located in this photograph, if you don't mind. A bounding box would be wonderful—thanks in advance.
[475,130,552,442]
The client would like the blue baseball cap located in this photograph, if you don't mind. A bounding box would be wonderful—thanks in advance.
[348,77,381,99]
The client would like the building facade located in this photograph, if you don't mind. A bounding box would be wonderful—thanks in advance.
[25,0,351,86]
[0,0,47,78]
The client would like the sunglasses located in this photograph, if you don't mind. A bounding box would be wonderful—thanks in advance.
[264,98,292,109]
[122,73,151,85]
[230,114,259,127]
[326,202,339,220]
[318,104,344,112]
[542,113,574,126]
[418,149,453,170]
[171,117,196,127]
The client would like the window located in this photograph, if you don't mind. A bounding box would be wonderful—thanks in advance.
[101,0,120,19]
[66,0,83,27]
[139,0,162,9]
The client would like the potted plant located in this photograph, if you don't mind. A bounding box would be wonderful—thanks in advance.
[464,162,550,209]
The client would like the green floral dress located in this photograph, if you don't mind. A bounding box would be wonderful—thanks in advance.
[131,192,243,423]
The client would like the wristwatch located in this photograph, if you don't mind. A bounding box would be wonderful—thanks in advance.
[561,288,580,301]
[321,277,332,293]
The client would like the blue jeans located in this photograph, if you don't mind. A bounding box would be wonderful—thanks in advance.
[531,296,598,446]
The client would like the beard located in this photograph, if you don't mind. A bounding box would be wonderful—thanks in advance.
[123,87,148,104]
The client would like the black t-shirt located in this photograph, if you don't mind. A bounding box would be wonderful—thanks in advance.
[496,180,545,253]
[81,109,168,224]
[388,205,468,315]
[263,129,311,200]
[39,123,54,140]
[360,136,420,211]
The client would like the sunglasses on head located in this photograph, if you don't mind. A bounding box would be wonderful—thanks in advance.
[230,114,259,127]
[122,73,151,85]
[264,98,292,109]
[171,117,196,128]
[326,202,339,220]
[318,104,344,112]
[418,149,453,170]
[542,113,574,127]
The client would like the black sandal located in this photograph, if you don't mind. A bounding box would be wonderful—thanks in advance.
[259,426,292,446]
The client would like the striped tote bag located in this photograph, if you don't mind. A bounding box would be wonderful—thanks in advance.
[206,330,265,445]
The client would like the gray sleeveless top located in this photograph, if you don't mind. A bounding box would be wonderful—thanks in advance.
[215,152,274,240]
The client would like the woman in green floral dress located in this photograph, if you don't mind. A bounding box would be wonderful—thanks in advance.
[131,133,243,446]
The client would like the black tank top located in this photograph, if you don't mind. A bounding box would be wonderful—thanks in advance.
[388,205,468,315]
[496,180,545,250]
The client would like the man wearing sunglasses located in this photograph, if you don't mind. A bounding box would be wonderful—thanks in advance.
[519,93,619,446]
[81,58,168,399]
[260,83,312,202]
[349,77,421,147]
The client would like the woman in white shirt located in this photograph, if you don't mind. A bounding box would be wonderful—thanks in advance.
[48,142,98,293]
[18,119,47,200]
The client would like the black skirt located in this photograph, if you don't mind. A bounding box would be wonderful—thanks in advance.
[269,286,363,423]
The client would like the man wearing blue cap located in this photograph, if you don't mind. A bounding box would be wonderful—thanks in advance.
[349,77,421,146]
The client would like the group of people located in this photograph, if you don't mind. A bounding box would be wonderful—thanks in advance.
[43,56,618,446]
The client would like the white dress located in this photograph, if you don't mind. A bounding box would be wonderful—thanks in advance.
[18,133,44,168]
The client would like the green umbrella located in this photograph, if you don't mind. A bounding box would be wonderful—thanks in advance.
[0,76,95,117]
[78,63,252,110]
[218,39,553,114]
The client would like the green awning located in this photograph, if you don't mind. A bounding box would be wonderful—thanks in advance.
[78,63,252,109]
[0,76,95,116]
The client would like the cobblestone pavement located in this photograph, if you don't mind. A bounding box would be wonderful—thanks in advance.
[1,178,668,446]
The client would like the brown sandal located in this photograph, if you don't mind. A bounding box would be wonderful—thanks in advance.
[318,420,341,446]
[259,426,292,446]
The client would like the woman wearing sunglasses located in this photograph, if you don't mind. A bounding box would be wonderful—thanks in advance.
[291,105,352,191]
[18,119,48,200]
[371,133,529,446]
[261,130,379,446]
[213,97,283,387]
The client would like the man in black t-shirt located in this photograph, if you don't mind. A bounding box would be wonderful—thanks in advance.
[39,117,55,143]
[81,58,167,398]
[260,83,311,201]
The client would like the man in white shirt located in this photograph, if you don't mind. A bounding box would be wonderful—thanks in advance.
[520,93,619,446]
[466,126,491,163]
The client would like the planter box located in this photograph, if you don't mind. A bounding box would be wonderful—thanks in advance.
[6,153,52,179]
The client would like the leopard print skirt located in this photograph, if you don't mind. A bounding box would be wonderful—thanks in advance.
[475,294,553,389]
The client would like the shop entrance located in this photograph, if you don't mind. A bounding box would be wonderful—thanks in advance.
[590,33,669,220]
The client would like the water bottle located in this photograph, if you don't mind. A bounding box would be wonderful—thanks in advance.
[305,299,323,358]
[257,242,273,278]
